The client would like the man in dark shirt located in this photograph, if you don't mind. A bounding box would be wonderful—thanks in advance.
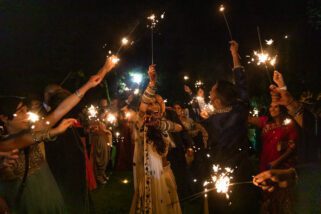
[204,41,259,213]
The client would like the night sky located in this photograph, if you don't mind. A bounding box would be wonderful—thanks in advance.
[1,0,320,103]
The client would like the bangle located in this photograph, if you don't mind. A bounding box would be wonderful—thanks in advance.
[46,130,57,141]
[74,90,83,99]
[279,86,287,90]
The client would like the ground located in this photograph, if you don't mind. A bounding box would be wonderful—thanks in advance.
[91,171,202,214]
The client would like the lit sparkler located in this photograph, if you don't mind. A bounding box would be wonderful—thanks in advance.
[106,113,117,124]
[219,4,233,41]
[195,80,204,88]
[283,118,292,126]
[121,37,129,46]
[183,75,189,81]
[147,12,165,64]
[265,39,274,46]
[87,105,99,119]
[27,112,40,123]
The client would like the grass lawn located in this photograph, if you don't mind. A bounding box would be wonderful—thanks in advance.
[91,171,202,214]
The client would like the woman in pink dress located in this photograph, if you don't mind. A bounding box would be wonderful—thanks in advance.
[249,103,298,213]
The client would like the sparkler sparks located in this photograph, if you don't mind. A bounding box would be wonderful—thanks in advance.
[265,39,274,46]
[202,164,234,199]
[27,112,40,123]
[195,80,204,88]
[87,105,99,119]
[283,118,292,126]
[183,75,189,81]
[219,5,225,12]
[121,37,129,46]
[106,113,117,124]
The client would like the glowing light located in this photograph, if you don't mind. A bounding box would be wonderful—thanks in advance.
[130,73,143,85]
[27,112,40,123]
[201,164,234,199]
[164,99,168,103]
[250,108,259,117]
[31,125,35,129]
[254,51,270,65]
[219,5,225,12]
[111,56,120,64]
[283,118,292,126]
[265,39,274,46]
[133,89,140,95]
[270,55,277,66]
[122,179,129,184]
[284,35,288,39]
[106,113,117,124]
[13,114,17,117]
[121,37,129,45]
[87,105,98,119]
[183,75,189,80]
[161,12,165,19]
[115,132,120,137]
[45,121,50,125]
[193,179,197,183]
[147,14,157,29]
[195,80,203,88]
[206,153,211,158]
[125,112,131,119]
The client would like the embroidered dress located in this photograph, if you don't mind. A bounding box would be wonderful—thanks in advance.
[130,116,182,214]
[0,144,65,213]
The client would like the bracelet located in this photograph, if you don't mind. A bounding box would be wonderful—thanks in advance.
[279,86,287,90]
[74,90,83,99]
[46,130,57,142]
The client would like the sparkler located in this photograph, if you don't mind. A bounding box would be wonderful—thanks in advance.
[265,39,274,46]
[27,112,40,123]
[87,105,99,120]
[219,5,233,41]
[256,26,272,83]
[195,80,204,88]
[147,12,165,64]
[122,179,129,184]
[106,113,117,124]
[283,118,292,126]
[183,75,189,81]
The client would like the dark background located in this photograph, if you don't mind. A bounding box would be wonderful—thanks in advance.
[1,0,320,103]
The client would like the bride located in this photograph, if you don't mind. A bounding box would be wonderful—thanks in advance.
[130,65,182,214]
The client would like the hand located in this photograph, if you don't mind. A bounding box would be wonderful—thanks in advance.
[54,118,77,135]
[87,74,103,88]
[229,40,239,55]
[200,110,209,119]
[273,71,286,88]
[269,85,293,106]
[253,168,296,192]
[184,85,192,94]
[1,149,19,168]
[148,64,156,84]
[104,55,118,69]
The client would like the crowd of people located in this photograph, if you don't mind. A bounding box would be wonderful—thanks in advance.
[0,41,320,214]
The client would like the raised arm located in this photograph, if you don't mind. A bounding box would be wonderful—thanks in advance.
[42,57,116,129]
[139,65,157,115]
[230,41,248,102]
[0,118,76,152]
[271,71,303,127]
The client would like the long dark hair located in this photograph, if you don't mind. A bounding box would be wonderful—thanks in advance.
[0,96,26,120]
[147,126,166,155]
